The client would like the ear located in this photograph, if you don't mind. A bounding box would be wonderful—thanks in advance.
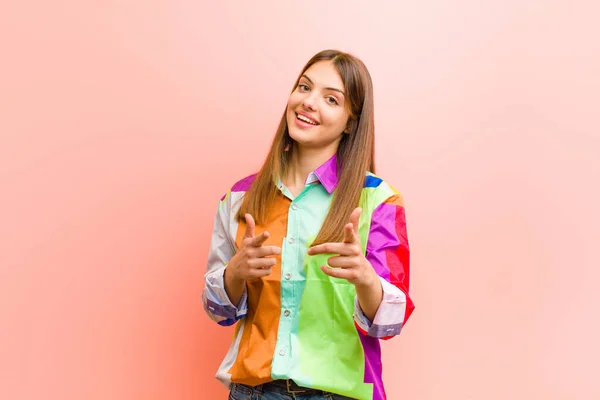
[344,118,357,134]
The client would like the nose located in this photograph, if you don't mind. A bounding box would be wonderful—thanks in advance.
[302,91,317,111]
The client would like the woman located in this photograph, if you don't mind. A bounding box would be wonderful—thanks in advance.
[203,49,414,400]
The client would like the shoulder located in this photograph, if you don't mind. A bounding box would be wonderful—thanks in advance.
[219,173,258,201]
[231,173,258,193]
[362,172,405,208]
[217,173,258,216]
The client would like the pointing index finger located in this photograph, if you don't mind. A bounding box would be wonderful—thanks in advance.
[250,231,270,247]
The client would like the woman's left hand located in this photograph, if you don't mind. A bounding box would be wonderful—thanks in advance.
[307,207,378,287]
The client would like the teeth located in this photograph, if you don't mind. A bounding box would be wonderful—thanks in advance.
[297,114,317,125]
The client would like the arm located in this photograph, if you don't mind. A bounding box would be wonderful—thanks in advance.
[202,192,248,326]
[354,273,383,323]
[354,194,415,339]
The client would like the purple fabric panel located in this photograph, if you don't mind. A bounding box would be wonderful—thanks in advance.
[231,173,258,192]
[366,202,400,283]
[358,329,386,400]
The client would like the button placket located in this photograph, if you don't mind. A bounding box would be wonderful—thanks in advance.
[273,198,303,375]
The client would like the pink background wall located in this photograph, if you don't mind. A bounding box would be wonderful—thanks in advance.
[1,1,599,399]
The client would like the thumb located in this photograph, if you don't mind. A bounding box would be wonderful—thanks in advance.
[243,213,256,239]
[350,207,362,236]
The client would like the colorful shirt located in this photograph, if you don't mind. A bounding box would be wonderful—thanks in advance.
[202,155,414,400]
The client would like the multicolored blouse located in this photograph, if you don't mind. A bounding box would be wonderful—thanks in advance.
[203,155,414,400]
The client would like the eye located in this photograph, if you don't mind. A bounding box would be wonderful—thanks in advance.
[326,96,339,105]
[298,84,310,92]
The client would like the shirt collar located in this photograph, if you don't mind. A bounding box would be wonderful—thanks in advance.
[305,154,339,193]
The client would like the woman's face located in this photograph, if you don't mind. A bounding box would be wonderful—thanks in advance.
[286,61,351,151]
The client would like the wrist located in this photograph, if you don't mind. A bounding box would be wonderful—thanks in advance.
[355,266,379,290]
[224,263,244,285]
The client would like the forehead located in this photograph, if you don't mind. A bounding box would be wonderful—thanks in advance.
[302,61,344,89]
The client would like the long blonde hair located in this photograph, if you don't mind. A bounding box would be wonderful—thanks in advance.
[236,49,375,245]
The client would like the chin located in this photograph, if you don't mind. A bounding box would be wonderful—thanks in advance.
[287,127,303,143]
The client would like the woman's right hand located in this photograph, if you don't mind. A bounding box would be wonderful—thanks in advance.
[224,213,281,306]
[225,213,282,282]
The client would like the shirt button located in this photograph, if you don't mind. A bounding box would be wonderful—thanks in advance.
[291,204,298,210]
[285,273,292,280]
[279,349,286,356]
[288,237,295,244]
[284,309,290,317]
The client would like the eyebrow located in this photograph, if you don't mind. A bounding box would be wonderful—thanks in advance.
[301,74,345,96]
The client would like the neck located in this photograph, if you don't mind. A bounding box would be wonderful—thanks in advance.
[284,143,337,188]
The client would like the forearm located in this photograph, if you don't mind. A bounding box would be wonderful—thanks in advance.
[224,263,247,306]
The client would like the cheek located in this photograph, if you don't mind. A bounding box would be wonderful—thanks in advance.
[321,107,349,129]
[286,96,301,124]
[287,93,302,110]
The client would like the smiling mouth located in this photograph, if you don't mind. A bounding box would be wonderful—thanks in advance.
[296,113,319,125]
